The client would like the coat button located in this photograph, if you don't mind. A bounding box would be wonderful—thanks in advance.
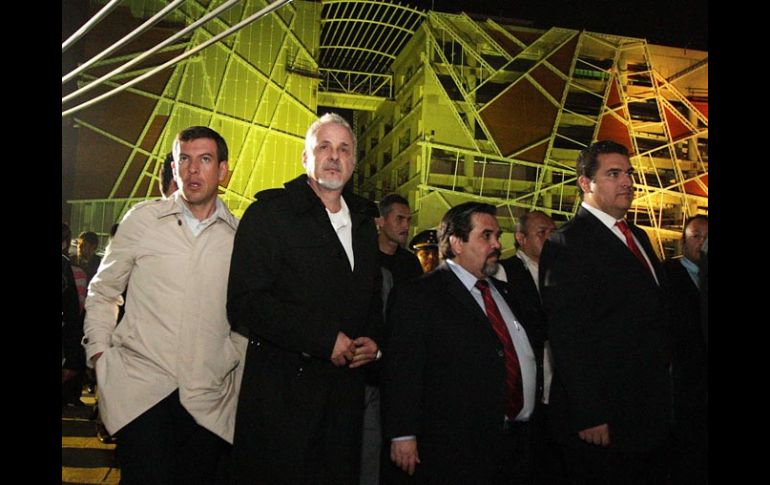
[498,350,504,357]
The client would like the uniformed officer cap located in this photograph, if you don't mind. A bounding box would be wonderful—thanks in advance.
[409,229,438,251]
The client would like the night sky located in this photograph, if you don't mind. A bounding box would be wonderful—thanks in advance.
[402,0,707,51]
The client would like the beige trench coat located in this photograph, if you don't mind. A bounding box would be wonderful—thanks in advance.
[83,194,247,443]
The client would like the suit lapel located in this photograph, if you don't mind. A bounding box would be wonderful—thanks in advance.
[287,177,355,276]
[629,222,662,281]
[577,208,658,284]
[491,278,517,316]
[438,264,493,329]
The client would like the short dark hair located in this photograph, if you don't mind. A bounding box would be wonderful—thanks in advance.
[438,202,497,260]
[160,152,175,196]
[514,210,550,249]
[174,126,228,163]
[78,231,99,247]
[682,214,708,241]
[378,193,410,218]
[575,140,629,195]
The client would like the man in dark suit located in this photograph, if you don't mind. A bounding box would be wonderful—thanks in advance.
[382,202,544,484]
[500,211,568,485]
[227,113,383,484]
[662,215,708,484]
[500,211,555,304]
[539,140,671,484]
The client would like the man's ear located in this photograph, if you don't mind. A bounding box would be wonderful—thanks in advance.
[578,175,592,194]
[217,161,229,183]
[374,216,384,229]
[514,231,526,248]
[449,234,463,256]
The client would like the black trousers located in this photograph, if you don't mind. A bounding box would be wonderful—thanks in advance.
[381,421,535,485]
[561,438,668,485]
[115,390,230,485]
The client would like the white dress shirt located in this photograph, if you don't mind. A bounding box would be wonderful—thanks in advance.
[326,195,354,270]
[447,259,537,421]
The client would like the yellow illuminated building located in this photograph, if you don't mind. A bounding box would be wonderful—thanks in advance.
[63,0,707,257]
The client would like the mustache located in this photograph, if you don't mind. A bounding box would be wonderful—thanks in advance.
[487,249,501,259]
[322,160,341,171]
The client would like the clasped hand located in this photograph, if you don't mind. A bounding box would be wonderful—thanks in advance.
[330,332,378,368]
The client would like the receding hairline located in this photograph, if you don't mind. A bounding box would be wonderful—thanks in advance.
[304,113,357,152]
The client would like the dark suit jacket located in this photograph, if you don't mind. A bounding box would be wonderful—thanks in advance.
[662,259,707,426]
[382,262,545,484]
[227,175,383,484]
[539,207,671,452]
[500,255,545,329]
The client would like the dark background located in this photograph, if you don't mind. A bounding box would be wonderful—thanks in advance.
[405,0,707,50]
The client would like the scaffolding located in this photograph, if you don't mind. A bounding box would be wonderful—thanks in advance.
[63,1,707,258]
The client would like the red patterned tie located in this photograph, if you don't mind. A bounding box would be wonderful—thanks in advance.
[615,220,652,276]
[475,280,523,419]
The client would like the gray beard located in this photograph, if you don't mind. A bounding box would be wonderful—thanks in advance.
[317,178,346,190]
[482,260,499,277]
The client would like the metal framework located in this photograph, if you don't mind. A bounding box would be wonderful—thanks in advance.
[64,1,706,258]
[318,0,425,102]
[354,11,707,257]
[65,0,321,239]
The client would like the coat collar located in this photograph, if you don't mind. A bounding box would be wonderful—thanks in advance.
[155,193,238,231]
[283,174,379,219]
[575,206,660,283]
[436,262,490,325]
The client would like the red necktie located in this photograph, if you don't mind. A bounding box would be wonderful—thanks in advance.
[615,220,653,276]
[475,280,523,419]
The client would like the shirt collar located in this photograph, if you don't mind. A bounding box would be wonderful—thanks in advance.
[581,201,624,230]
[446,258,486,292]
[516,249,535,268]
[167,192,237,231]
[680,256,699,275]
[326,195,351,231]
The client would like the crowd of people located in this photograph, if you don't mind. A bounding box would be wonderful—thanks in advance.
[62,115,708,484]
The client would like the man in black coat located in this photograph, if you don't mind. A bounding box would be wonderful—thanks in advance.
[539,140,671,484]
[360,193,422,485]
[662,215,708,484]
[382,202,544,484]
[227,113,383,484]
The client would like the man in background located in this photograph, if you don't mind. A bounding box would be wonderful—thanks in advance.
[662,215,708,484]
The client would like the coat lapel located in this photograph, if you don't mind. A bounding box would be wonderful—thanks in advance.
[438,264,498,337]
[577,208,658,284]
[629,222,662,282]
[286,175,354,275]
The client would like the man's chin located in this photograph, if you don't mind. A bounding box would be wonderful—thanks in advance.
[482,261,500,277]
[317,178,346,191]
